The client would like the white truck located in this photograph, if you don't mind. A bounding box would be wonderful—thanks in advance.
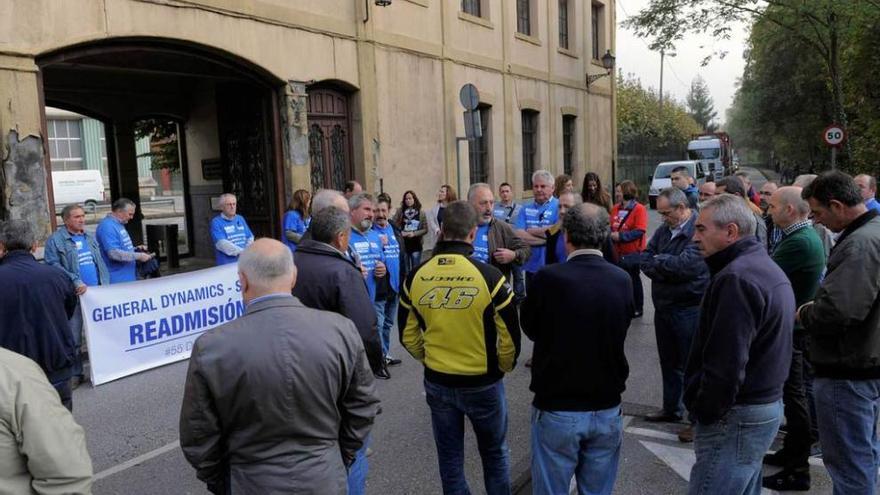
[52,169,106,211]
[687,132,734,181]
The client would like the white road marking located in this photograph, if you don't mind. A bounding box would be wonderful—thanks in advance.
[94,440,180,481]
[624,426,680,443]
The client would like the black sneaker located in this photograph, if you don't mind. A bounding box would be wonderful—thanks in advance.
[762,469,810,491]
[385,356,402,366]
[374,367,391,380]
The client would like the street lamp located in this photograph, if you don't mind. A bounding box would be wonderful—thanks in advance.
[586,50,616,86]
[364,0,392,22]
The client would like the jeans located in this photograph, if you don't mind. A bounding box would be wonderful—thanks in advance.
[347,435,370,495]
[814,377,880,495]
[689,400,782,495]
[70,301,84,377]
[409,250,422,268]
[778,333,814,471]
[654,306,700,417]
[424,379,510,495]
[531,405,622,495]
[373,292,399,357]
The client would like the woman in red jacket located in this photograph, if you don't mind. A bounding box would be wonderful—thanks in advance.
[610,180,648,317]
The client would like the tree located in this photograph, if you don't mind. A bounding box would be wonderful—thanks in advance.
[685,76,717,132]
[726,15,833,171]
[133,119,180,172]
[624,1,880,165]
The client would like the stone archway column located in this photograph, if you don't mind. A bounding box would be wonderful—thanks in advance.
[281,80,311,198]
[0,55,53,241]
[109,121,145,245]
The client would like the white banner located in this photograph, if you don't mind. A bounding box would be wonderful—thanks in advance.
[80,264,244,385]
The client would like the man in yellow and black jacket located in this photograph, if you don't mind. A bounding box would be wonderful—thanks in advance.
[398,200,521,495]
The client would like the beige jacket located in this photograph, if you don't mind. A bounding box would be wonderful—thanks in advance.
[0,348,92,494]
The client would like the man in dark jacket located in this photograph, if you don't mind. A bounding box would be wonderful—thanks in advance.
[0,220,78,410]
[180,239,379,495]
[293,206,385,378]
[640,188,709,438]
[292,205,386,495]
[467,183,530,284]
[685,194,794,493]
[799,171,880,495]
[522,202,632,495]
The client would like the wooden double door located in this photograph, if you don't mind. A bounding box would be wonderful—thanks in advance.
[307,88,353,192]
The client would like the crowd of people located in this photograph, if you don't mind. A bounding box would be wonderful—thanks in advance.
[0,166,879,495]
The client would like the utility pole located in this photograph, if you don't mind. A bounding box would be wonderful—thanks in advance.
[658,50,664,112]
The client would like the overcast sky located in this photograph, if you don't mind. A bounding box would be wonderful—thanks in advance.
[615,0,751,127]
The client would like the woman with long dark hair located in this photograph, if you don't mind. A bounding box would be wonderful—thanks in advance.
[392,190,428,266]
[282,189,311,253]
[610,180,648,317]
[581,172,612,212]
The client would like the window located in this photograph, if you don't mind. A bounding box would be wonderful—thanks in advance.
[47,119,84,171]
[563,115,576,176]
[517,0,531,36]
[468,105,491,184]
[462,0,481,17]
[592,3,603,60]
[559,0,570,49]
[521,110,538,189]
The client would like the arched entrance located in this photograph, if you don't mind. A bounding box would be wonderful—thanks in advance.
[37,38,285,265]
[307,84,354,192]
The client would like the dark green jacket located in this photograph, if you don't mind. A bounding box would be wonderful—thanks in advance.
[771,224,826,332]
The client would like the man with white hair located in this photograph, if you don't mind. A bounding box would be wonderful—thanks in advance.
[211,193,254,265]
[181,238,379,495]
[686,194,794,493]
[515,169,559,286]
[762,186,826,491]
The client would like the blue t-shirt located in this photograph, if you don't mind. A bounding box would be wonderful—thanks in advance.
[349,228,385,301]
[372,223,401,294]
[867,197,880,214]
[515,196,560,273]
[472,223,491,263]
[211,214,254,265]
[72,233,100,286]
[282,210,308,253]
[96,215,137,283]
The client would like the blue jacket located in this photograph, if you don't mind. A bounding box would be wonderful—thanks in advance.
[0,251,78,382]
[683,237,794,424]
[640,211,709,309]
[44,227,110,287]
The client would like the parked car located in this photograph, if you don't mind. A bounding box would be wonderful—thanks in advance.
[647,160,708,209]
[52,169,106,211]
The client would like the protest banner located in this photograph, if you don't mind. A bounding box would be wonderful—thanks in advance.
[80,263,244,385]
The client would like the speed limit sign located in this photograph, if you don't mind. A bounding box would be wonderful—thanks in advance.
[823,125,846,147]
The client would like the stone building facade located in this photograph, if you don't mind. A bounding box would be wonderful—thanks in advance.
[0,0,616,259]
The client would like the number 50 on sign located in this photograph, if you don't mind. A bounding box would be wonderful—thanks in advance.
[823,125,846,147]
